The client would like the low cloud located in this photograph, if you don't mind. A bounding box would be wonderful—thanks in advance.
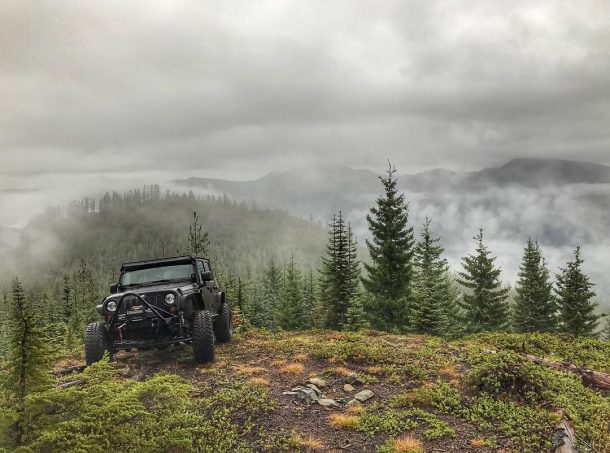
[1,0,610,180]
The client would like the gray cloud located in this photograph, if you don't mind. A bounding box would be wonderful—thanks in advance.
[1,0,610,182]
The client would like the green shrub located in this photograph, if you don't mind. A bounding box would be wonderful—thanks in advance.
[11,360,272,453]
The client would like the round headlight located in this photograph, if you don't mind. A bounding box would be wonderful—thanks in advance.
[165,293,176,305]
[106,300,118,312]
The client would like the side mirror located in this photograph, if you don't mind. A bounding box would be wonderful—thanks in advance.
[110,283,118,294]
[200,271,213,282]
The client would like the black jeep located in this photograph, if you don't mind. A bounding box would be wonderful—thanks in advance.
[85,256,232,365]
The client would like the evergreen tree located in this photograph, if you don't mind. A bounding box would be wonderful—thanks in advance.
[458,229,510,333]
[513,239,557,333]
[412,219,447,336]
[362,163,415,331]
[440,273,464,339]
[303,269,319,330]
[71,261,97,331]
[319,212,360,330]
[276,257,307,330]
[555,246,600,336]
[245,280,271,329]
[263,260,282,329]
[344,292,370,331]
[602,313,610,342]
[0,292,9,358]
[4,278,53,446]
[186,211,210,257]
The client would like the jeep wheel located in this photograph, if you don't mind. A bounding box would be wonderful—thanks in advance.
[85,322,108,365]
[192,310,215,363]
[214,302,233,343]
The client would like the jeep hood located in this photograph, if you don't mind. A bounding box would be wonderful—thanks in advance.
[104,282,199,301]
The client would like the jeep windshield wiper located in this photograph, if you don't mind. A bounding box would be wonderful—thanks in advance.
[145,278,190,285]
[122,282,149,288]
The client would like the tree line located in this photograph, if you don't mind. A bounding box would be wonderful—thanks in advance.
[223,163,606,338]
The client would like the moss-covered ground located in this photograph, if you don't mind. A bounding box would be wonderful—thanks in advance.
[3,330,609,452]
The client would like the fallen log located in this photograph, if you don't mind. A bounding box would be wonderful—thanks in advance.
[54,365,86,376]
[551,415,577,453]
[58,380,85,389]
[525,354,610,392]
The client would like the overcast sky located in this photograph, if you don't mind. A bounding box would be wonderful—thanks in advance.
[1,0,610,215]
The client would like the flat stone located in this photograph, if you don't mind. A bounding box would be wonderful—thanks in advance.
[354,389,375,402]
[282,391,297,396]
[308,377,327,387]
[291,386,304,392]
[297,388,319,402]
[343,383,355,392]
[318,398,340,408]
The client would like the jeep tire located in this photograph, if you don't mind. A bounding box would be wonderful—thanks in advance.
[214,302,233,343]
[85,322,108,365]
[192,310,215,363]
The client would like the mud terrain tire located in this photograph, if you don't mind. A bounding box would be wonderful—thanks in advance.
[85,322,108,365]
[192,310,215,363]
[214,302,233,343]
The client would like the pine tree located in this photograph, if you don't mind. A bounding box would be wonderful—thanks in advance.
[276,257,307,330]
[458,229,510,333]
[245,280,272,329]
[186,211,210,257]
[0,291,9,358]
[555,246,600,336]
[602,313,610,342]
[513,239,557,333]
[362,163,415,331]
[4,278,53,446]
[71,261,97,331]
[319,212,360,330]
[263,260,282,329]
[344,292,370,331]
[302,268,319,330]
[412,219,447,336]
[441,273,464,339]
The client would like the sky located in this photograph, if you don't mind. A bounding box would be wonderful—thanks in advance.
[1,0,610,226]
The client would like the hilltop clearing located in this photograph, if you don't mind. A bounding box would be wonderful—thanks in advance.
[12,330,609,453]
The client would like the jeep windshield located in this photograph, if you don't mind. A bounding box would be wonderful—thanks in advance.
[120,263,195,287]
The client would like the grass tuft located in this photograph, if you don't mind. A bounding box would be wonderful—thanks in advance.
[247,377,270,387]
[280,363,305,374]
[329,413,361,429]
[392,435,424,453]
[236,365,267,376]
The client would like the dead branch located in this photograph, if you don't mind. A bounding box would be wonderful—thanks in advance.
[54,365,86,376]
[551,415,577,453]
[58,380,85,389]
[524,354,610,391]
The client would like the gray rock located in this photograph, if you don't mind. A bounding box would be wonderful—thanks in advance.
[343,383,355,392]
[354,389,375,402]
[296,387,319,402]
[308,377,327,387]
[306,383,322,394]
[282,391,298,396]
[318,398,340,408]
[345,374,365,385]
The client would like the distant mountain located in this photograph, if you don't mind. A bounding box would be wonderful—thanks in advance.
[460,158,610,190]
[176,158,610,219]
[178,165,381,219]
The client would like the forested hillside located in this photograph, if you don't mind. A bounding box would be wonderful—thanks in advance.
[0,186,326,291]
